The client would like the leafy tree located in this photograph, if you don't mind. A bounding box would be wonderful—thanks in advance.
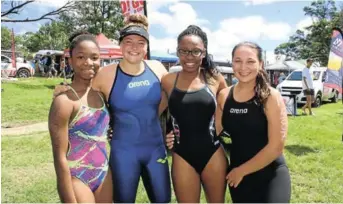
[19,21,69,52]
[59,0,124,40]
[275,0,343,65]
[1,26,12,49]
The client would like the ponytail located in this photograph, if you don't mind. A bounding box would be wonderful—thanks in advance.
[255,68,270,104]
[201,50,216,77]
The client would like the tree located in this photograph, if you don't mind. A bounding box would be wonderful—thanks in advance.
[1,26,12,50]
[275,0,343,65]
[20,21,69,52]
[1,0,75,22]
[59,0,124,40]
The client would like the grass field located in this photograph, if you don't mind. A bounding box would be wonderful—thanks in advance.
[1,78,343,202]
[1,77,70,127]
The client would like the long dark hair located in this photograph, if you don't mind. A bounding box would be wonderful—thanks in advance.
[177,25,217,78]
[232,41,270,104]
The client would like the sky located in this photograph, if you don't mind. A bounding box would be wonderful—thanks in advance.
[2,0,323,63]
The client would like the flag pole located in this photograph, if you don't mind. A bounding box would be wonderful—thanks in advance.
[11,28,17,69]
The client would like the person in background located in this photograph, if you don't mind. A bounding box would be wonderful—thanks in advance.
[59,58,66,79]
[278,72,286,84]
[301,58,314,116]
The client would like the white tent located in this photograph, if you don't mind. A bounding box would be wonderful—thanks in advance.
[266,60,305,71]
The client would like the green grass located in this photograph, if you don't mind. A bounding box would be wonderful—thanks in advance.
[2,102,342,203]
[1,77,70,127]
[285,103,343,202]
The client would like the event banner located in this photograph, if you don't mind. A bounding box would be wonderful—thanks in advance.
[326,28,343,94]
[120,0,146,20]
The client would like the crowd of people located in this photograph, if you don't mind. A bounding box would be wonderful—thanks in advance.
[49,13,291,203]
[34,53,73,78]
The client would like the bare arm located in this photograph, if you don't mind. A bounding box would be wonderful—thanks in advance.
[92,64,117,94]
[217,73,229,94]
[302,70,309,89]
[159,90,168,116]
[215,87,230,136]
[303,76,309,89]
[48,96,77,203]
[147,60,169,115]
[238,88,288,176]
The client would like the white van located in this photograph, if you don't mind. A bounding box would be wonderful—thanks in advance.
[276,67,339,107]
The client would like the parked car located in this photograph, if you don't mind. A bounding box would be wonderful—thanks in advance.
[1,55,35,78]
[276,67,339,107]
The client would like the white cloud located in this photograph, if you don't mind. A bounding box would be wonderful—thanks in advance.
[295,17,318,36]
[219,16,291,41]
[148,2,289,62]
[147,0,179,12]
[265,50,276,65]
[150,35,177,54]
[204,16,290,60]
[17,22,42,35]
[149,2,209,35]
[263,22,292,40]
[244,0,281,6]
[296,17,314,31]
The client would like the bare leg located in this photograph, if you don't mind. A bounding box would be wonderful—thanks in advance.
[201,147,228,203]
[95,169,113,203]
[172,152,201,203]
[307,95,313,114]
[301,99,307,114]
[72,177,96,203]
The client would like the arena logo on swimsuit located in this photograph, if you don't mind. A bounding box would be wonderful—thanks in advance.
[128,80,150,88]
[230,108,248,114]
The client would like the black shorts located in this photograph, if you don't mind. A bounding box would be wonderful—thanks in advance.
[303,89,314,96]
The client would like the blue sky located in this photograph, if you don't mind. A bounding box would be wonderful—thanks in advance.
[2,0,319,63]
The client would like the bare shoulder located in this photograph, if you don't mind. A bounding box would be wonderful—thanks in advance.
[217,86,232,108]
[92,63,118,92]
[98,63,118,76]
[218,86,231,100]
[215,72,228,90]
[162,72,177,84]
[265,87,284,108]
[50,93,74,119]
[161,72,178,93]
[53,93,71,107]
[145,60,167,80]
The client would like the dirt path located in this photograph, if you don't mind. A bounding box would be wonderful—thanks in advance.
[1,122,48,136]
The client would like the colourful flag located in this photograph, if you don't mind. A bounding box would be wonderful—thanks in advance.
[326,28,343,94]
[120,0,146,20]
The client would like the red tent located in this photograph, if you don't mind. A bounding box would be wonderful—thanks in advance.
[64,33,122,59]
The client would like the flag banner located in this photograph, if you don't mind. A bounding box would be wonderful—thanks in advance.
[326,28,343,93]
